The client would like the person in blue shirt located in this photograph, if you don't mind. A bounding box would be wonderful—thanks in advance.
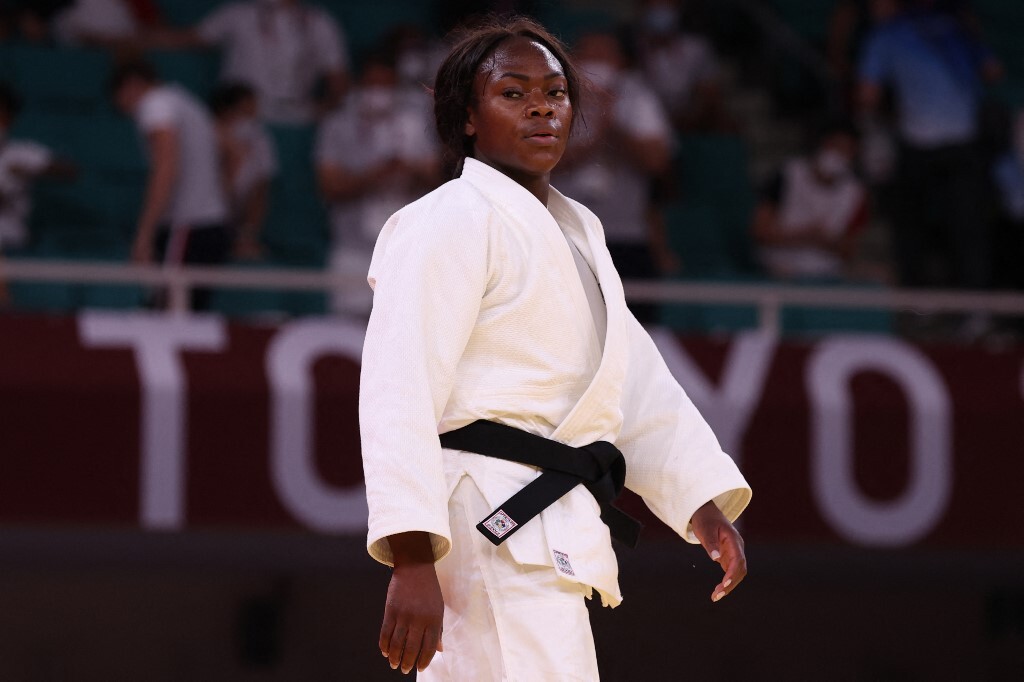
[858,0,1001,291]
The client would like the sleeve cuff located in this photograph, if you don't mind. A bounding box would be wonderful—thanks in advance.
[367,530,452,568]
[682,485,753,544]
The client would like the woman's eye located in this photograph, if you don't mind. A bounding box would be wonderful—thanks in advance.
[550,88,567,98]
[502,89,522,98]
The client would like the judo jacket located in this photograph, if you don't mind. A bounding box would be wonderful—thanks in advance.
[359,158,751,606]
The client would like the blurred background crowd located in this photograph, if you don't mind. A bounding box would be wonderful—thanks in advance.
[0,0,1022,340]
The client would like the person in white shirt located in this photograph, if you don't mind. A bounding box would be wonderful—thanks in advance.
[632,0,732,132]
[209,82,277,260]
[315,50,439,316]
[51,0,138,48]
[752,121,868,281]
[361,17,750,679]
[0,82,76,306]
[148,0,350,125]
[111,60,229,309]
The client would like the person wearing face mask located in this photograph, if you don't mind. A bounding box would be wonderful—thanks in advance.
[631,0,732,132]
[314,50,440,316]
[752,121,868,281]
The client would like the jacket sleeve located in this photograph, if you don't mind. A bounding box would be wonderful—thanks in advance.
[616,315,752,543]
[359,195,492,566]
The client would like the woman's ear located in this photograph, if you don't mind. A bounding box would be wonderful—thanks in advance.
[464,108,476,137]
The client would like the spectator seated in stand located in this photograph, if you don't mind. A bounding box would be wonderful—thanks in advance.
[209,82,277,262]
[50,0,163,51]
[630,0,734,133]
[0,82,76,307]
[145,0,351,126]
[314,48,440,317]
[752,120,868,282]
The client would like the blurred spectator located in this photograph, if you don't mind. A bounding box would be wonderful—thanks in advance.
[857,0,1002,290]
[552,29,672,322]
[148,0,350,126]
[0,82,76,306]
[631,0,732,132]
[314,51,439,316]
[50,0,162,49]
[209,82,277,261]
[752,121,868,281]
[110,60,229,310]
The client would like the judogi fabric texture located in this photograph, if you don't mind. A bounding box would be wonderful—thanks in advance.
[360,158,751,607]
[421,476,599,682]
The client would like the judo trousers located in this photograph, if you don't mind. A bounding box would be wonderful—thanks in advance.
[419,476,600,682]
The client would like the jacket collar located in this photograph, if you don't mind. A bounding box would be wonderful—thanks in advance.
[459,158,630,445]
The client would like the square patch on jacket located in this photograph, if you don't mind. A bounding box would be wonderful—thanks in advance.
[553,550,575,576]
[482,510,517,538]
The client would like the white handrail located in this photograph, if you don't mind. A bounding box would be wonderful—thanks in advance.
[5,259,1024,332]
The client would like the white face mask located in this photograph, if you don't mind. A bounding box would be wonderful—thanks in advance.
[815,148,851,180]
[359,86,396,115]
[580,60,617,90]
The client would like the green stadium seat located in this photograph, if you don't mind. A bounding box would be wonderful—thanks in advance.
[152,0,220,27]
[668,135,759,277]
[4,45,111,114]
[321,0,439,57]
[263,124,328,265]
[148,50,221,100]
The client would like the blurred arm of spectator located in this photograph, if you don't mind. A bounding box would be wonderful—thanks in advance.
[318,158,403,203]
[753,190,849,254]
[753,176,864,262]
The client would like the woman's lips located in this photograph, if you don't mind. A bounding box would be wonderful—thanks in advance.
[524,132,560,146]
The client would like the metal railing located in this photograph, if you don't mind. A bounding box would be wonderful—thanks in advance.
[5,259,1024,335]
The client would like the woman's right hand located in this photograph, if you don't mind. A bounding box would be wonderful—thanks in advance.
[380,532,445,675]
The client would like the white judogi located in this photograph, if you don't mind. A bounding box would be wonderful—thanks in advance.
[360,158,751,677]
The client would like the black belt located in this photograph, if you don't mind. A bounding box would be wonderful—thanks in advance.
[438,420,642,549]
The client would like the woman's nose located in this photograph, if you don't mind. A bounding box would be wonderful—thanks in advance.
[527,90,554,117]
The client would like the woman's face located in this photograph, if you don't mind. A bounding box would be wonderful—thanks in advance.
[465,37,572,187]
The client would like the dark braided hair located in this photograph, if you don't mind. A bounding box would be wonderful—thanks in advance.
[432,15,582,177]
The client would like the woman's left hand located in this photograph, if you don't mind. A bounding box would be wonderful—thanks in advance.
[690,500,747,603]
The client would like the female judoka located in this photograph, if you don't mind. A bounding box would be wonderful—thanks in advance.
[359,16,752,680]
